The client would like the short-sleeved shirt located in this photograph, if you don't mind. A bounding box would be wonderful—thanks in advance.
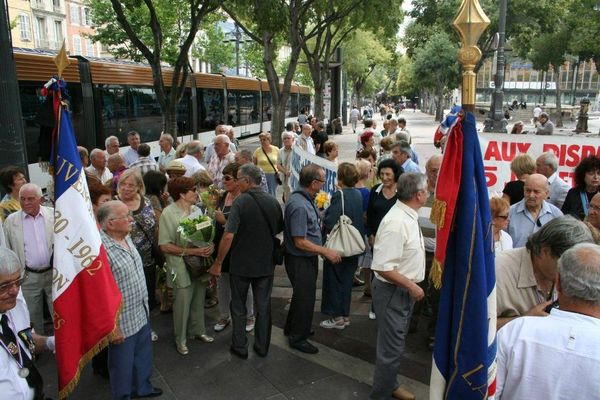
[158,147,176,169]
[123,147,139,166]
[129,156,159,176]
[508,200,563,247]
[284,190,322,257]
[495,247,556,319]
[371,200,425,284]
[225,188,283,277]
[101,231,149,338]
[366,184,397,236]
[311,130,328,156]
[253,145,279,174]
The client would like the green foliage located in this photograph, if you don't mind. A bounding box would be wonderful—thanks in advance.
[411,31,460,92]
[566,0,600,72]
[391,54,418,98]
[241,41,266,78]
[193,16,235,72]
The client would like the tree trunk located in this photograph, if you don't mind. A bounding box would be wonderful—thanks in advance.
[162,104,178,138]
[271,101,287,146]
[435,90,444,121]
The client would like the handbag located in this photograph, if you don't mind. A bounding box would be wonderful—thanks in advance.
[182,254,210,280]
[262,147,282,185]
[325,190,366,257]
[247,191,284,265]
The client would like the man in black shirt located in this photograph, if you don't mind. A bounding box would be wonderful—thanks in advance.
[311,121,329,157]
[209,164,284,359]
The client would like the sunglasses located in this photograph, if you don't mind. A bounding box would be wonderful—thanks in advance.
[222,175,236,182]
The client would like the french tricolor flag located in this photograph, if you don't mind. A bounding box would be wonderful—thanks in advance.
[49,78,122,399]
[429,111,497,399]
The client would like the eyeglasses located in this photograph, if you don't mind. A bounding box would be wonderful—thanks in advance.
[495,214,509,220]
[314,178,325,183]
[222,175,235,182]
[589,204,600,212]
[0,275,27,295]
[110,211,133,221]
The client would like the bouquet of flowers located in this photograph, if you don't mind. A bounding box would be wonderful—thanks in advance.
[177,211,215,278]
[315,191,331,210]
[199,185,221,216]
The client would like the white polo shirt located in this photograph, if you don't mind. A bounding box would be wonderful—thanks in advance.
[371,200,425,284]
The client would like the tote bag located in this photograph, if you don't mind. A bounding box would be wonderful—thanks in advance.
[325,190,365,257]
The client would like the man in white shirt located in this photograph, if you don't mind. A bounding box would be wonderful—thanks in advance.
[123,131,141,166]
[86,148,113,183]
[0,247,55,400]
[533,105,543,124]
[370,172,428,400]
[295,124,316,155]
[204,125,236,163]
[536,151,570,209]
[349,105,360,133]
[157,133,176,172]
[496,242,600,399]
[105,135,120,156]
[180,140,206,177]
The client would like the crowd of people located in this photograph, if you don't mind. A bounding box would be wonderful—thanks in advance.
[0,109,599,400]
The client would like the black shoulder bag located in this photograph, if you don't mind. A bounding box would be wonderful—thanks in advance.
[247,191,284,265]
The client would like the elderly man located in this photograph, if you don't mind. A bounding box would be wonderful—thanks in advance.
[226,125,239,149]
[180,140,206,177]
[585,193,600,241]
[129,143,159,176]
[296,124,316,155]
[203,125,236,163]
[0,247,55,400]
[105,135,120,155]
[508,173,563,247]
[496,243,600,399]
[97,200,161,399]
[157,133,176,172]
[370,173,428,400]
[496,216,593,329]
[284,164,341,354]
[86,148,113,183]
[235,150,268,192]
[207,134,235,188]
[4,184,54,335]
[209,164,283,359]
[123,131,141,166]
[536,152,570,208]
[391,141,420,173]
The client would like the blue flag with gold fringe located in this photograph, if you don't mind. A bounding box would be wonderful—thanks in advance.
[429,111,497,399]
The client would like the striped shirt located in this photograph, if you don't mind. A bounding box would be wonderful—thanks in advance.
[101,231,149,338]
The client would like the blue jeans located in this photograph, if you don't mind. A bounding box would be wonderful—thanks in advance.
[264,173,278,197]
[108,323,154,400]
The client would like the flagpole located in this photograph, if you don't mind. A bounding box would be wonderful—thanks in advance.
[452,0,490,113]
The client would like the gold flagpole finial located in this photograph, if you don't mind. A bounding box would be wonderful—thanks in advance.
[54,40,71,78]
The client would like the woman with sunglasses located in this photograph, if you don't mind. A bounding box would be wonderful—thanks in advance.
[491,197,513,254]
[211,163,256,333]
[158,177,215,355]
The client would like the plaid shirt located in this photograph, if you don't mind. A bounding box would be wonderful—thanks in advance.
[101,231,149,338]
[130,156,159,176]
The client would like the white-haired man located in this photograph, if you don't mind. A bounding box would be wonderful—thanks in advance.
[3,184,54,335]
[207,134,235,188]
[181,140,206,177]
[204,125,237,163]
[536,152,570,209]
[86,148,113,183]
[157,133,176,172]
[105,135,120,156]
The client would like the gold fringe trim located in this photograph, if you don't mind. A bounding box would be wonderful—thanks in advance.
[429,258,443,290]
[430,199,447,228]
[58,302,122,399]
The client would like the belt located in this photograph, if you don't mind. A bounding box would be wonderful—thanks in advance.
[25,266,52,274]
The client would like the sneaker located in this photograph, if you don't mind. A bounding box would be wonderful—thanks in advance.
[151,330,159,342]
[319,318,345,330]
[368,311,376,320]
[245,318,255,332]
[214,318,231,332]
[343,317,351,327]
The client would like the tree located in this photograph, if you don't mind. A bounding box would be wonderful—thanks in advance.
[341,29,391,104]
[391,54,419,100]
[193,15,235,72]
[87,0,222,137]
[567,0,600,73]
[411,31,460,121]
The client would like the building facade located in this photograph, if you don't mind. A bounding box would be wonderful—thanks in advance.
[7,0,35,49]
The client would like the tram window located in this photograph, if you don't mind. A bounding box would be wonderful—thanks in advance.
[19,81,84,164]
[290,94,299,118]
[237,90,259,125]
[176,90,191,136]
[262,92,272,121]
[97,85,127,145]
[299,94,311,115]
[200,88,224,131]
[227,91,239,126]
[128,87,161,143]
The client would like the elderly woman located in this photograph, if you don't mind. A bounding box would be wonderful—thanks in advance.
[562,155,600,220]
[320,163,366,329]
[323,140,339,164]
[0,166,27,221]
[502,154,536,205]
[116,169,160,319]
[158,177,214,355]
[277,131,295,203]
[490,197,513,253]
[175,142,188,159]
[253,132,279,196]
[211,163,255,333]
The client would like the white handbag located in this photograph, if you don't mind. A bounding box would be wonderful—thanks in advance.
[325,190,366,257]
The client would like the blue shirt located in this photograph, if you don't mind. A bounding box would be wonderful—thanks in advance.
[508,200,563,248]
[402,158,421,173]
[284,190,322,257]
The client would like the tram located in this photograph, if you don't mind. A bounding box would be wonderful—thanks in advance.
[13,48,311,187]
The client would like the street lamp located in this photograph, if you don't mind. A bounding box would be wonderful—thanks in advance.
[483,0,508,132]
